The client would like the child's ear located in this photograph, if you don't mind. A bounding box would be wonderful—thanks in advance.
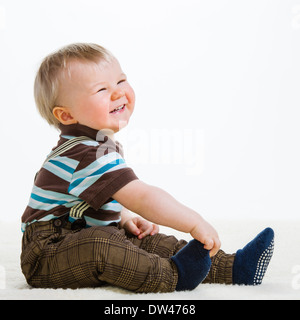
[52,106,78,125]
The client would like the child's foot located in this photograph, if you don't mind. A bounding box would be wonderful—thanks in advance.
[233,227,274,285]
[171,239,211,291]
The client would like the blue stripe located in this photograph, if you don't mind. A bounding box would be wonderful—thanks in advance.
[48,159,74,174]
[69,158,125,192]
[32,185,78,202]
[71,152,124,181]
[31,193,68,205]
[85,158,124,179]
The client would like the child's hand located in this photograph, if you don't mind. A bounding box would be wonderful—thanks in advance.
[123,217,159,239]
[190,220,221,257]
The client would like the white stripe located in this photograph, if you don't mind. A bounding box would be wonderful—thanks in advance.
[28,198,61,211]
[84,216,121,227]
[32,185,78,202]
[72,152,124,181]
[61,135,76,140]
[28,197,81,211]
[69,163,127,196]
[43,162,73,182]
[81,140,100,147]
[100,201,123,212]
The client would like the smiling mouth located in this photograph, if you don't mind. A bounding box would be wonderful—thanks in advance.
[109,104,125,114]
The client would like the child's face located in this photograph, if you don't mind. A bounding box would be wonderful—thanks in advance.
[57,58,135,133]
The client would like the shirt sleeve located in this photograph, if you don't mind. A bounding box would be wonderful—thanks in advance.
[68,145,138,210]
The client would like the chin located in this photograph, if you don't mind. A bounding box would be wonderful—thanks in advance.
[113,120,129,133]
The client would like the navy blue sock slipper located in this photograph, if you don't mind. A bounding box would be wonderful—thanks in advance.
[171,239,211,291]
[233,227,275,285]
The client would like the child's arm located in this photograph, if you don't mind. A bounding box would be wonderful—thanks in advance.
[113,180,221,256]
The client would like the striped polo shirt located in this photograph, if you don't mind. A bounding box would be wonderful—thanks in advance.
[21,123,138,231]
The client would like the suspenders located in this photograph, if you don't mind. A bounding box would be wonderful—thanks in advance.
[35,136,92,181]
[42,136,92,166]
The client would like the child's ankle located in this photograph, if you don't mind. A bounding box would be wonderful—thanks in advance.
[171,239,211,291]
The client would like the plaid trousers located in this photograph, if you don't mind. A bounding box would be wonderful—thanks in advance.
[21,217,235,293]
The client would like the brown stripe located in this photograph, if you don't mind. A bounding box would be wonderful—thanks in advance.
[81,168,138,210]
[22,206,69,224]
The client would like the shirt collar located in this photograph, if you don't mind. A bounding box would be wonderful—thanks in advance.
[58,123,123,155]
[59,123,112,141]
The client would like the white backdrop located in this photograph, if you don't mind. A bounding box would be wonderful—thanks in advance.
[0,0,299,222]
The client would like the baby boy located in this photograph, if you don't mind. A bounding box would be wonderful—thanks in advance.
[21,43,274,292]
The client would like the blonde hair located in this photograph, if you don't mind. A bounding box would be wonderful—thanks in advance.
[34,43,115,127]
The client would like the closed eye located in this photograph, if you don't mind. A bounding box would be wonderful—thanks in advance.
[117,79,126,85]
[97,87,106,93]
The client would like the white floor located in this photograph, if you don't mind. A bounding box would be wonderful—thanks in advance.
[0,219,299,300]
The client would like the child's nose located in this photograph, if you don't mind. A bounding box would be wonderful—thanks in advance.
[111,88,125,101]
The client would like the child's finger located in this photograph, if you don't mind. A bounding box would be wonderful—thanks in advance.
[203,238,214,251]
[209,238,221,257]
[209,246,218,257]
[138,225,154,239]
[127,220,140,236]
[150,224,159,236]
